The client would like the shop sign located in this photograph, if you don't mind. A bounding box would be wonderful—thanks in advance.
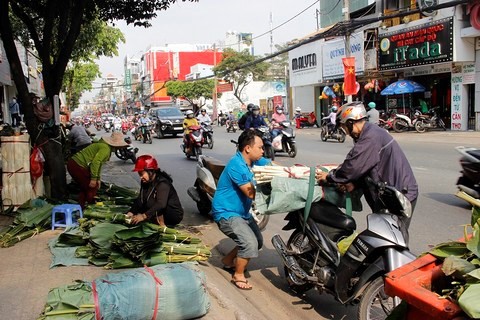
[322,31,364,80]
[403,63,451,77]
[288,40,322,87]
[379,17,453,70]
[462,63,475,84]
[451,70,467,131]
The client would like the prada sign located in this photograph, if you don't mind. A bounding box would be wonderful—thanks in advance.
[378,17,453,70]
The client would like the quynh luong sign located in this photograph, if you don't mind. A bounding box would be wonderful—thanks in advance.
[379,17,453,70]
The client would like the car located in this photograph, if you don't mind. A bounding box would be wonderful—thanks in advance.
[147,106,184,138]
[101,113,114,122]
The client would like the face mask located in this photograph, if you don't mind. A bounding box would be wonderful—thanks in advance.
[277,110,283,114]
[253,111,260,116]
[12,99,16,103]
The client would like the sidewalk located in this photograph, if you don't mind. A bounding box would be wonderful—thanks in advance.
[0,162,259,320]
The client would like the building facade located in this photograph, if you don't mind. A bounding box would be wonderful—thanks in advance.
[289,0,480,131]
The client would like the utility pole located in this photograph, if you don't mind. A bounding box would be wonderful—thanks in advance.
[343,0,353,103]
[270,12,274,55]
[213,43,218,122]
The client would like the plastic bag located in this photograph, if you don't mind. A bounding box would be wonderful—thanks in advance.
[30,146,45,183]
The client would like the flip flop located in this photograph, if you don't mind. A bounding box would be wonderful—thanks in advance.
[231,279,252,290]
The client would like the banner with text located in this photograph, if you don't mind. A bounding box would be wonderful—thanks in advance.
[322,31,364,80]
[379,17,453,70]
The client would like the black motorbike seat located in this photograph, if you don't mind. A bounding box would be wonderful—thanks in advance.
[309,201,356,231]
[467,149,480,160]
[202,157,225,181]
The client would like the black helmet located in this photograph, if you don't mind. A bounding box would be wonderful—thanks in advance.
[247,103,255,112]
[251,105,260,111]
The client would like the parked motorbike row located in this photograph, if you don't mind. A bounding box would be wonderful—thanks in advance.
[381,107,446,133]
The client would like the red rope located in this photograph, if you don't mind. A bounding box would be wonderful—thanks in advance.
[144,265,163,320]
[92,280,102,320]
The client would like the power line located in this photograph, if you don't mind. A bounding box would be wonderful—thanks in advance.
[219,0,319,49]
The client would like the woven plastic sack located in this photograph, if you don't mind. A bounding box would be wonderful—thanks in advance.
[94,262,210,320]
[255,176,363,215]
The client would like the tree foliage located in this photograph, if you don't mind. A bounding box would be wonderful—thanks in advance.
[212,48,270,105]
[166,79,215,106]
[63,62,101,110]
[0,0,197,200]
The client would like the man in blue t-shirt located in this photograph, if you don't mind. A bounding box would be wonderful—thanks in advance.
[212,130,270,290]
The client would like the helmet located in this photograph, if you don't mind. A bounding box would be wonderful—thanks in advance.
[340,103,367,124]
[200,108,207,113]
[295,107,301,113]
[133,155,158,172]
[247,103,255,112]
[331,106,338,113]
[185,110,194,118]
[251,105,260,111]
[368,102,376,109]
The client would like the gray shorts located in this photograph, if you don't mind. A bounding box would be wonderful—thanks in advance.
[217,216,263,259]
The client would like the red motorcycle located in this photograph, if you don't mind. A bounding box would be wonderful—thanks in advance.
[182,125,204,160]
[296,112,319,129]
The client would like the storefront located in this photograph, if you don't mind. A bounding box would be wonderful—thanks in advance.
[378,16,475,130]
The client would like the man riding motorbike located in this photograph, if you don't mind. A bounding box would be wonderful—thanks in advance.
[182,110,199,154]
[270,105,287,138]
[238,103,254,130]
[196,108,211,125]
[326,105,338,134]
[245,105,267,130]
[316,102,418,236]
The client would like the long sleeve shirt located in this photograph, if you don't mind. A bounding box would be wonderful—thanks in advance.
[183,118,199,134]
[327,122,418,209]
[71,141,112,180]
[245,115,267,129]
[129,176,184,225]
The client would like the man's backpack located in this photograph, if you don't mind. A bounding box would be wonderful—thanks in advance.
[238,113,248,130]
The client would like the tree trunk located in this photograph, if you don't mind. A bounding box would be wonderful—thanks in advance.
[0,1,67,201]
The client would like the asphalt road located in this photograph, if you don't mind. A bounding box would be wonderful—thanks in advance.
[104,126,477,320]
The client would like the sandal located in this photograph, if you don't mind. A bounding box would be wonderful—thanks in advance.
[230,279,252,290]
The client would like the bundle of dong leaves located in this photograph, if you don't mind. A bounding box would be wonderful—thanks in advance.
[0,182,137,248]
[422,206,480,319]
[55,204,210,269]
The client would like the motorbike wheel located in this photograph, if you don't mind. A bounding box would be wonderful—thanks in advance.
[196,191,212,216]
[392,118,409,133]
[338,131,346,143]
[148,134,152,144]
[358,276,398,320]
[207,136,214,149]
[287,143,297,158]
[115,149,128,161]
[320,129,328,142]
[156,129,164,139]
[414,120,427,133]
[265,145,275,160]
[195,146,202,161]
[438,118,447,131]
[284,230,314,295]
[253,211,269,231]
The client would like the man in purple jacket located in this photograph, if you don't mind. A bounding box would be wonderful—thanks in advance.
[316,102,418,230]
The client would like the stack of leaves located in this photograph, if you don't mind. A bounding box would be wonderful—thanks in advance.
[427,206,480,318]
[87,222,128,266]
[96,182,138,205]
[112,223,162,260]
[82,203,130,223]
[0,199,54,247]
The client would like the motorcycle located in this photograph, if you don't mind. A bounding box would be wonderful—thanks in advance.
[296,112,320,128]
[200,122,214,149]
[255,126,275,160]
[186,153,269,230]
[272,180,415,319]
[392,109,422,133]
[414,107,447,133]
[115,136,139,164]
[94,119,103,131]
[271,121,297,157]
[182,125,204,160]
[226,120,238,133]
[121,121,130,135]
[140,125,153,144]
[378,110,395,131]
[455,146,480,206]
[104,120,112,133]
[320,117,346,143]
[113,121,122,132]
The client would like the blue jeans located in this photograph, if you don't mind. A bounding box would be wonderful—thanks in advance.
[217,216,263,258]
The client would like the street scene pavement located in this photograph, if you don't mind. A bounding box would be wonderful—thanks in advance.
[1,127,479,320]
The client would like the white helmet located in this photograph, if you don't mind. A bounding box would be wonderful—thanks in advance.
[295,107,301,113]
[185,110,194,118]
[340,102,367,124]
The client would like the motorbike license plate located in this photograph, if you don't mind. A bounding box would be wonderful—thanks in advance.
[174,127,183,130]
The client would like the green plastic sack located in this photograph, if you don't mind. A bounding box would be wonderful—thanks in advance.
[255,176,363,215]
